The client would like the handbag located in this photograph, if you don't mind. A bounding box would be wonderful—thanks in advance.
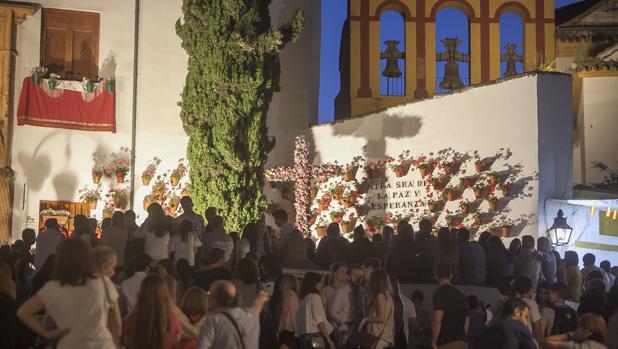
[350,299,394,349]
[101,276,121,346]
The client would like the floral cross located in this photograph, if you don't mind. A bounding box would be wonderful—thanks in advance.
[265,136,339,236]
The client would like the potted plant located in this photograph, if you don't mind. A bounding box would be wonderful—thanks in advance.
[170,159,187,187]
[30,66,47,86]
[472,184,485,199]
[365,216,383,233]
[48,73,61,90]
[109,187,129,209]
[151,176,167,200]
[459,200,470,215]
[498,182,513,197]
[485,195,500,212]
[474,156,485,173]
[79,186,101,210]
[341,191,358,208]
[341,213,357,233]
[343,156,363,181]
[443,185,458,201]
[308,209,320,227]
[315,215,328,237]
[91,153,105,184]
[445,213,459,227]
[427,198,442,213]
[143,195,155,210]
[460,176,477,188]
[389,150,414,178]
[416,156,434,178]
[83,77,95,93]
[499,220,514,237]
[385,212,404,230]
[440,160,456,175]
[330,209,345,224]
[141,157,161,186]
[472,211,485,226]
[102,204,114,219]
[330,184,345,201]
[103,77,115,92]
[167,195,180,213]
[40,208,70,226]
[365,160,386,179]
[430,176,448,191]
[317,192,332,211]
[110,147,131,183]
[488,172,501,186]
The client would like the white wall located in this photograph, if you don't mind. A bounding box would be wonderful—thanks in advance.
[10,0,321,237]
[575,76,618,185]
[11,0,135,238]
[304,74,573,237]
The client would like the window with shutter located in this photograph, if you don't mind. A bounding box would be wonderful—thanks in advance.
[41,8,99,81]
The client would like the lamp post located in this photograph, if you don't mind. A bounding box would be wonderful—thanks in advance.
[547,209,573,246]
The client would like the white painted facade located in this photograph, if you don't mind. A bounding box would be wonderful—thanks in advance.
[9,0,320,239]
[573,76,618,185]
[305,74,573,237]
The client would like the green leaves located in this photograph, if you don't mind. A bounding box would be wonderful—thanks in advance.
[177,0,303,231]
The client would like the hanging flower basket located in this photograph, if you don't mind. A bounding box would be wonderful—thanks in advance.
[343,166,358,181]
[330,186,345,201]
[473,185,484,199]
[92,171,102,184]
[447,190,457,202]
[330,212,344,224]
[141,175,151,186]
[488,173,501,186]
[428,200,442,213]
[341,218,357,233]
[473,213,485,226]
[318,194,332,211]
[319,175,329,184]
[392,165,411,178]
[459,201,470,215]
[486,195,499,212]
[113,197,126,209]
[460,177,477,188]
[116,172,125,183]
[143,196,153,210]
[499,226,511,238]
[499,182,513,197]
[442,161,455,175]
[475,159,485,173]
[170,176,180,187]
[316,226,327,237]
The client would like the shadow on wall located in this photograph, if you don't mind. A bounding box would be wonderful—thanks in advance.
[16,131,111,202]
[309,114,423,233]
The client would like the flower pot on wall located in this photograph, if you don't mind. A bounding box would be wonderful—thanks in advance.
[116,173,125,183]
[393,165,410,178]
[499,227,511,238]
[142,176,151,186]
[343,166,358,181]
[316,226,327,237]
[113,198,127,209]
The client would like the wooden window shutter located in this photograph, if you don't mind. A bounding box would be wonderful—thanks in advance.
[41,8,100,81]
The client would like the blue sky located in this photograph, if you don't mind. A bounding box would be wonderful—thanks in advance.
[317,0,583,123]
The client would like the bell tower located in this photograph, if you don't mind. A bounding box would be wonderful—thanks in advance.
[336,0,555,120]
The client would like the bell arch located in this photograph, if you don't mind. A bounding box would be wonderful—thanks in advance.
[379,10,406,96]
[433,7,471,93]
[499,12,525,78]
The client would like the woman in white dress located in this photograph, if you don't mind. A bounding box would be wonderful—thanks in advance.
[18,238,121,349]
[321,262,352,346]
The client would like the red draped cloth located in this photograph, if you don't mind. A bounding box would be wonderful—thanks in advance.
[17,77,116,132]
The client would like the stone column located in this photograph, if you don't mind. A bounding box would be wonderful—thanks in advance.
[0,3,38,243]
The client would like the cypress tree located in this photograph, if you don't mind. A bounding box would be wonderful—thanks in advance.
[176,0,303,230]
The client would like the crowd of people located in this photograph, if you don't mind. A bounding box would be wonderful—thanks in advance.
[0,195,617,349]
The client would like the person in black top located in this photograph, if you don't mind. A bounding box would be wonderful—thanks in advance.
[315,223,349,268]
[432,263,469,349]
[475,297,535,349]
[346,225,376,264]
[549,282,577,335]
[194,248,231,292]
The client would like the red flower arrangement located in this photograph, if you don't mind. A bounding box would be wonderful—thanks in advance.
[317,193,332,211]
[498,182,513,196]
[416,156,434,178]
[460,176,477,188]
[440,160,456,175]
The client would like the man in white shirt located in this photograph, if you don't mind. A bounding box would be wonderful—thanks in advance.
[202,216,233,262]
[121,253,151,312]
[196,280,269,349]
[34,219,65,271]
[174,197,205,240]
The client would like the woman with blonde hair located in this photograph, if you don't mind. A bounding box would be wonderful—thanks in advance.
[544,312,607,349]
[124,274,180,349]
[179,287,208,349]
[274,274,300,348]
[321,262,351,346]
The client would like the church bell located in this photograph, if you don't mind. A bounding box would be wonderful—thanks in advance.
[381,40,404,78]
[440,61,465,90]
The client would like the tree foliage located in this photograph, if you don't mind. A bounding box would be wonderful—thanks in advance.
[176,0,303,231]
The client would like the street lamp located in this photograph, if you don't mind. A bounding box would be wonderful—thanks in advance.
[547,209,573,246]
